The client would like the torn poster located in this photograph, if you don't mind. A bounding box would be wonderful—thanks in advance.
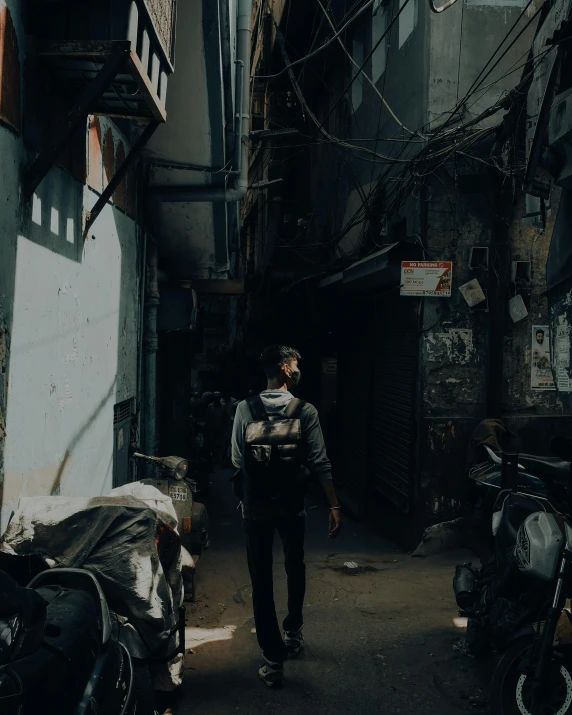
[555,319,572,392]
[531,325,555,390]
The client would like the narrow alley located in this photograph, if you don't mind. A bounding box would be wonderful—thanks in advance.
[179,471,489,715]
[4,0,572,713]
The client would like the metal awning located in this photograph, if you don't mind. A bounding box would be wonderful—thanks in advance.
[319,242,422,292]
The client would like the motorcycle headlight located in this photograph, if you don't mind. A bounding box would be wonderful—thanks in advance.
[174,459,189,481]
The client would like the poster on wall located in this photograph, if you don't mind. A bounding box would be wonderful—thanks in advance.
[555,320,572,392]
[531,325,555,390]
[400,261,453,298]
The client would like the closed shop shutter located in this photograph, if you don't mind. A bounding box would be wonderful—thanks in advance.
[336,299,373,517]
[370,293,419,512]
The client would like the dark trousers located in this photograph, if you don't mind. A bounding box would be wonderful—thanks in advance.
[244,516,306,665]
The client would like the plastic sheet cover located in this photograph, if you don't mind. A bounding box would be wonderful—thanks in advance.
[0,495,184,689]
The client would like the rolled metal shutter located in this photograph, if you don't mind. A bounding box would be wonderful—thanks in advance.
[370,294,419,512]
[336,301,373,517]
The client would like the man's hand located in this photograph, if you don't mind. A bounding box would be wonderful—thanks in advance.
[328,508,342,539]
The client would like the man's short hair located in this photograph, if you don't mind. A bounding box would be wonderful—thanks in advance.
[260,345,301,380]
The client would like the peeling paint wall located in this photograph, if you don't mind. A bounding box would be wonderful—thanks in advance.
[0,0,141,530]
[417,186,571,528]
[549,284,572,412]
[417,176,491,524]
[503,194,563,415]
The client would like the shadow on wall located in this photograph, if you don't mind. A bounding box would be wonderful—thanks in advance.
[50,378,117,497]
[0,171,139,527]
[27,176,83,263]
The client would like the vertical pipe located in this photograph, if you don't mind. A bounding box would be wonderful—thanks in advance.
[219,0,235,166]
[136,230,147,450]
[234,60,245,176]
[143,242,160,460]
[151,0,253,203]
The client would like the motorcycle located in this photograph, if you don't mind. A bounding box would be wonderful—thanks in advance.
[452,437,572,713]
[135,453,210,599]
[0,493,188,714]
[0,566,148,715]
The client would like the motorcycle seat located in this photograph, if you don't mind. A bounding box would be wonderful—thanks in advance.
[4,585,102,713]
[518,453,571,484]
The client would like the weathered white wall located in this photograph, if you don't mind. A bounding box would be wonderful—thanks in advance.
[1,183,139,529]
[0,0,140,530]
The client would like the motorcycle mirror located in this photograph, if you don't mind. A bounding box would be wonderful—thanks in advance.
[552,436,572,462]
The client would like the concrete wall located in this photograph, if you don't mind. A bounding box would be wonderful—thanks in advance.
[417,181,572,529]
[503,195,562,414]
[416,170,492,524]
[428,0,536,128]
[0,0,141,530]
[147,0,232,279]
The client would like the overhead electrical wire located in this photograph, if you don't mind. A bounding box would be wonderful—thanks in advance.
[274,25,411,164]
[312,0,414,138]
[463,0,538,101]
[254,0,378,80]
[314,0,418,136]
[421,0,543,145]
[253,0,545,264]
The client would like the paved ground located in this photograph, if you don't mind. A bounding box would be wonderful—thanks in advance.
[170,471,493,714]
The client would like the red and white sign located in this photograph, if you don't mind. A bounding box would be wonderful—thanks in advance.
[400,261,453,298]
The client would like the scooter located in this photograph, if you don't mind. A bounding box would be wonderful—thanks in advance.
[134,453,210,601]
[0,566,148,715]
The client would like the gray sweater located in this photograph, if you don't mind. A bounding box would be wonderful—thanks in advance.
[231,390,333,517]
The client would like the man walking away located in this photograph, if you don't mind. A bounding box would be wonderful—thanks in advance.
[231,345,342,689]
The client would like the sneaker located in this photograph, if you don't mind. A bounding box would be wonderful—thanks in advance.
[258,658,284,689]
[284,628,304,657]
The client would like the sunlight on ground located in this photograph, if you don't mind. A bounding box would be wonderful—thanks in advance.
[453,617,468,628]
[186,626,237,649]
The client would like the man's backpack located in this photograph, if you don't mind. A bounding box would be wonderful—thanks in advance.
[242,396,307,503]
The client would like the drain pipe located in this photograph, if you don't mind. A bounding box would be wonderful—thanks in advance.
[219,0,235,168]
[151,0,253,203]
[143,242,160,461]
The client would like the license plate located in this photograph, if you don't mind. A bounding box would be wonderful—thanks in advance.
[169,485,188,502]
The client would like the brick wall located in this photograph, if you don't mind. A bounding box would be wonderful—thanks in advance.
[0,5,20,133]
